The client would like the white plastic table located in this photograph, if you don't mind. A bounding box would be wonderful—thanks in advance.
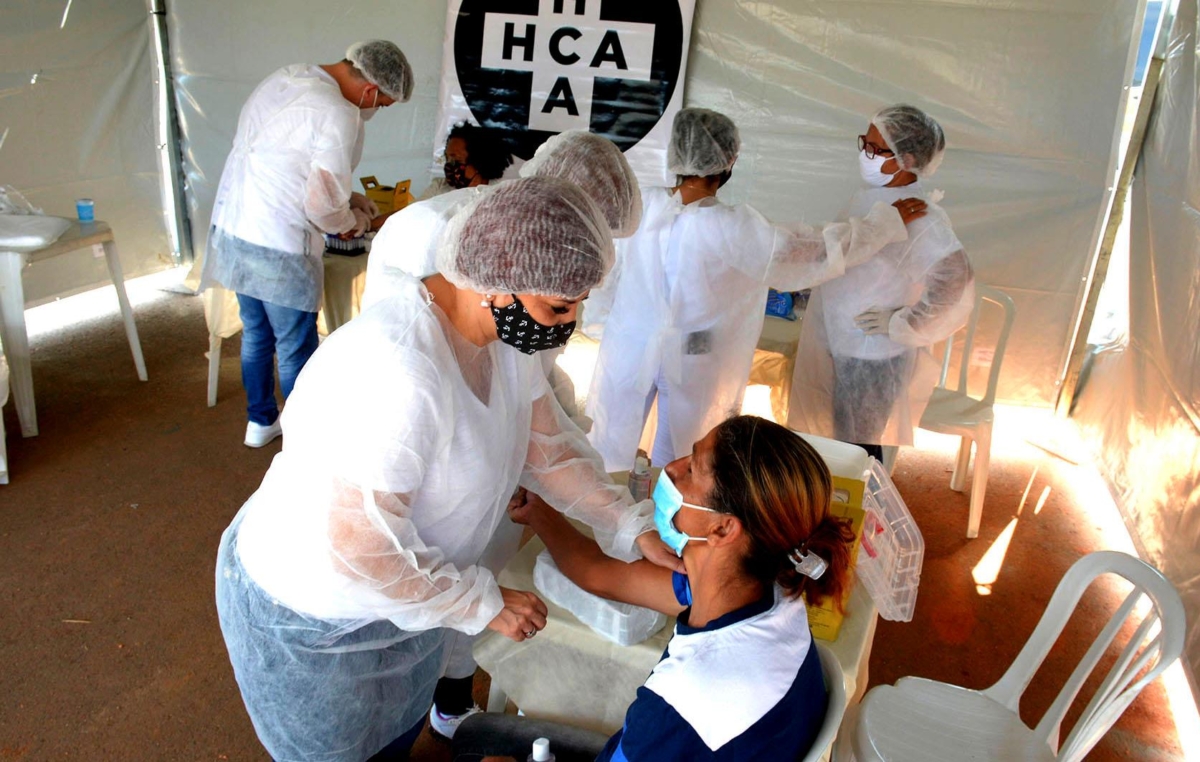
[0,221,147,437]
[474,535,879,736]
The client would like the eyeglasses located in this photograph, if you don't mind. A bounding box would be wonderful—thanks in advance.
[858,135,894,160]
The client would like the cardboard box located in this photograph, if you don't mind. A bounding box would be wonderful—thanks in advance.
[360,176,414,215]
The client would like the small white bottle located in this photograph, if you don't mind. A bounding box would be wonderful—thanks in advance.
[528,736,555,762]
[628,450,651,502]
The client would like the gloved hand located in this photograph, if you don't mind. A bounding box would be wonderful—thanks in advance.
[341,208,372,239]
[855,307,900,336]
[350,191,380,219]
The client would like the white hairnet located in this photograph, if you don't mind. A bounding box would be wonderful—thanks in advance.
[667,108,740,177]
[346,40,414,102]
[438,177,615,299]
[873,104,946,178]
[519,131,642,238]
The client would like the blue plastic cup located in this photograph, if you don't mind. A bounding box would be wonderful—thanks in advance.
[76,198,94,223]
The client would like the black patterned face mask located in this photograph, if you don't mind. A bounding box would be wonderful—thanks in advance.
[444,160,473,189]
[491,295,575,355]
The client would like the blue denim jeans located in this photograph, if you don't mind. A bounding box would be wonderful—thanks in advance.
[236,293,319,425]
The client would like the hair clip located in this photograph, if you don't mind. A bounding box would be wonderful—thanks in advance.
[788,548,828,580]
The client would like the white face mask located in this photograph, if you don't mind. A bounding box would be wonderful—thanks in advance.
[357,88,380,119]
[859,150,900,187]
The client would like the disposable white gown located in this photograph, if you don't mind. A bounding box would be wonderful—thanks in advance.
[363,187,595,682]
[788,183,975,446]
[587,188,907,471]
[201,64,364,312]
[218,276,652,759]
[360,186,484,310]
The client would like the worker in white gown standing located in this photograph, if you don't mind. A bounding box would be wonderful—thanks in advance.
[214,177,680,761]
[201,41,413,449]
[586,108,929,472]
[787,105,975,460]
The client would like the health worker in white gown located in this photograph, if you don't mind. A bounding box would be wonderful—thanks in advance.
[201,41,413,449]
[214,177,679,762]
[587,108,929,472]
[360,132,644,736]
[788,105,975,455]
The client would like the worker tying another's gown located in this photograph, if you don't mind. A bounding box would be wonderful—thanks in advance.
[587,108,928,471]
[788,105,974,458]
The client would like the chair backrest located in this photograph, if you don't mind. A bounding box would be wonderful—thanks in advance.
[936,284,1016,406]
[980,551,1185,761]
[799,641,848,762]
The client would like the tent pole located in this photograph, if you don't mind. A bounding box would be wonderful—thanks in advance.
[1056,7,1175,416]
[147,0,193,265]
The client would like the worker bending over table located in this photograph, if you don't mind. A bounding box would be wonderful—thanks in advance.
[214,178,680,762]
[453,415,854,762]
[201,40,413,449]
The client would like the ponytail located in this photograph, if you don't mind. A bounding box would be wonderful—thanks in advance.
[779,514,855,612]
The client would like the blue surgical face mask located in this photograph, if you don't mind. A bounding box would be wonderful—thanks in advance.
[653,471,717,557]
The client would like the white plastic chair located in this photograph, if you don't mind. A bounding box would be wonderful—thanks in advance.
[801,642,848,762]
[852,551,1185,762]
[918,285,1016,538]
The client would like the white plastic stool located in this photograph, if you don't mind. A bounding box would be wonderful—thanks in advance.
[0,220,148,437]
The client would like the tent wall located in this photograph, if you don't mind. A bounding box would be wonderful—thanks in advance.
[0,0,171,305]
[1073,0,1200,685]
[690,0,1142,406]
[166,0,1141,407]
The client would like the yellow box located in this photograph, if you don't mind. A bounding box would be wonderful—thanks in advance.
[360,176,414,215]
[807,473,867,641]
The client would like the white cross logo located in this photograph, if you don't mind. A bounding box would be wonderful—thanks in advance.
[480,0,656,132]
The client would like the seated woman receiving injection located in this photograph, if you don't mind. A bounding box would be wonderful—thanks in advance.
[454,415,855,762]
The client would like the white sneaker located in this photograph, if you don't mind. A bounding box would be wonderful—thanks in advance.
[428,703,482,740]
[244,419,282,448]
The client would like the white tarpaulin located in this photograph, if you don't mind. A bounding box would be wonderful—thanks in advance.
[1073,0,1200,685]
[0,0,171,305]
[684,0,1143,407]
[433,0,696,187]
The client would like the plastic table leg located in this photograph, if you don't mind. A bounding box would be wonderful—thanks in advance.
[0,251,37,437]
[97,241,147,381]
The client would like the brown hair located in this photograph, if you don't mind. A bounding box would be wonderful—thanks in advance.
[708,416,855,610]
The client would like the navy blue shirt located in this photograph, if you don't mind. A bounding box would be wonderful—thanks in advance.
[596,573,828,761]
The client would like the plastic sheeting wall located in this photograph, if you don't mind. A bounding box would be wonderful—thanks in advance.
[0,0,171,305]
[167,0,1141,406]
[1073,0,1200,685]
[689,0,1142,406]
